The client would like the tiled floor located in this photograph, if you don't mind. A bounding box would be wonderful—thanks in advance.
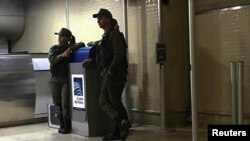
[0,123,207,141]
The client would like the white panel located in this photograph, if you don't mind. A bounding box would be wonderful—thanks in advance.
[32,58,50,71]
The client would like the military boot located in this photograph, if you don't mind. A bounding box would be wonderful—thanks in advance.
[102,126,120,140]
[61,119,71,134]
[120,120,130,141]
[58,117,64,133]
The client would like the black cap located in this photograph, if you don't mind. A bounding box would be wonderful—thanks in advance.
[54,28,72,38]
[93,8,112,18]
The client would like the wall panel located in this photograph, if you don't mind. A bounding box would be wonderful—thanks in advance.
[195,6,250,125]
[68,0,124,43]
[12,0,66,53]
[195,0,250,13]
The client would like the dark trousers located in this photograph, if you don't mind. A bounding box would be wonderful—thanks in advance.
[99,74,128,125]
[49,77,71,128]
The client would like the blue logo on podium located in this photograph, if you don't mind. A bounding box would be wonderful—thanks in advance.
[73,78,83,96]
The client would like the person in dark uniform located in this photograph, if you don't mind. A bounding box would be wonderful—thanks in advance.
[83,9,130,141]
[48,28,84,134]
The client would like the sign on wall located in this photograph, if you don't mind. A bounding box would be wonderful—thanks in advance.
[156,43,166,64]
[71,74,85,110]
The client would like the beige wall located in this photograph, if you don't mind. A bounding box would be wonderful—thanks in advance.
[127,0,161,125]
[68,0,124,44]
[128,0,159,110]
[12,0,124,53]
[195,5,250,125]
[161,0,189,126]
[129,0,190,126]
[12,0,66,53]
[195,0,250,12]
[162,0,189,112]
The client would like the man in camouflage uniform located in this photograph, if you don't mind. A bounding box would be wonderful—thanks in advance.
[84,9,130,141]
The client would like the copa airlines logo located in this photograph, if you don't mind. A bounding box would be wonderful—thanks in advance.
[208,125,250,141]
[71,74,85,109]
[73,78,83,96]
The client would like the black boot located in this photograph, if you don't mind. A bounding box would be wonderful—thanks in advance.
[123,118,131,128]
[61,128,71,134]
[120,120,130,141]
[58,117,64,133]
[61,119,71,134]
[103,126,120,140]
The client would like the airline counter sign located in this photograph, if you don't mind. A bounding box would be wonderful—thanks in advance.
[71,74,85,110]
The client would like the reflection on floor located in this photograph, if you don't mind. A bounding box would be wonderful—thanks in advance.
[0,123,207,141]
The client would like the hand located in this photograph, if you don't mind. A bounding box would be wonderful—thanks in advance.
[87,41,94,46]
[82,59,92,67]
[87,41,99,46]
[107,70,113,76]
[60,48,72,58]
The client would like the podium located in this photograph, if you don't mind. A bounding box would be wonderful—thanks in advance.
[69,63,113,137]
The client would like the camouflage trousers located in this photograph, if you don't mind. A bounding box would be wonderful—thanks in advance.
[49,77,71,128]
[99,73,128,125]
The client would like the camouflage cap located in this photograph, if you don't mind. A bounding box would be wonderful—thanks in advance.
[54,28,72,38]
[93,8,112,19]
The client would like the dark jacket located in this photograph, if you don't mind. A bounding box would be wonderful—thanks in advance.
[48,44,73,77]
[48,42,85,77]
[96,27,128,80]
